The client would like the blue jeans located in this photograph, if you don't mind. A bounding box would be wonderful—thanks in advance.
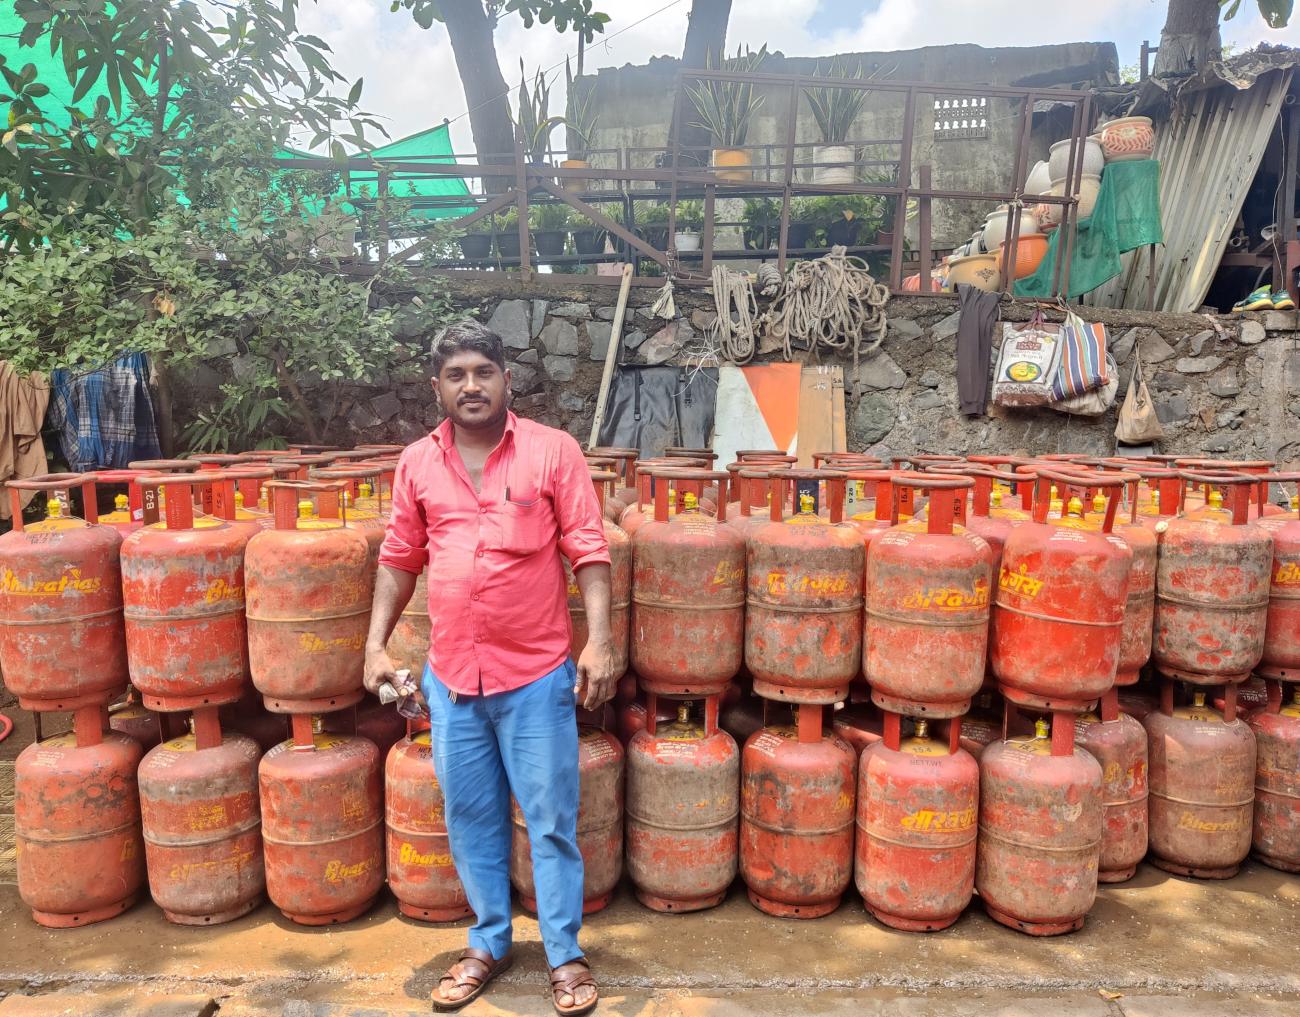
[422,660,583,968]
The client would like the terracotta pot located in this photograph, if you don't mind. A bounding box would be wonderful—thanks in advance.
[712,147,752,182]
[561,158,591,193]
[1038,182,1066,228]
[944,252,1001,292]
[1048,136,1105,182]
[902,272,943,292]
[812,144,856,185]
[982,205,1040,252]
[1100,116,1155,162]
[1024,160,1052,196]
[997,233,1049,280]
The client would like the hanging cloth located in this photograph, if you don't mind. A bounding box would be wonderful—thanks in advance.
[0,363,51,520]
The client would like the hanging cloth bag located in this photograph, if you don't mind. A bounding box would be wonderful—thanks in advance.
[1114,347,1165,444]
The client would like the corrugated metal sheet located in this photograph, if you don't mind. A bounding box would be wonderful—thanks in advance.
[1088,68,1291,312]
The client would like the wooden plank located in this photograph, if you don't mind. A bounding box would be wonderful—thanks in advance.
[831,367,847,454]
[795,365,840,467]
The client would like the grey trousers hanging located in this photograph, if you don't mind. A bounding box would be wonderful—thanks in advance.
[955,284,1000,416]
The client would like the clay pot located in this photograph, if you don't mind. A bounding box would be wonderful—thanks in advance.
[1024,160,1052,196]
[1038,181,1066,228]
[997,233,1049,280]
[982,206,1040,252]
[1100,116,1155,162]
[902,272,943,292]
[561,158,591,193]
[944,252,1001,292]
[712,147,752,182]
[812,144,856,185]
[1076,174,1102,218]
[1048,136,1105,182]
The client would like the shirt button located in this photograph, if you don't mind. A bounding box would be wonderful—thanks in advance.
[479,506,487,514]
[475,635,483,643]
[473,593,480,601]
[477,550,484,557]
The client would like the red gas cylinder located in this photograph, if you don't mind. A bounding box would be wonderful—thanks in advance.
[0,474,128,711]
[121,475,250,711]
[838,469,909,546]
[1248,681,1300,872]
[138,707,264,925]
[857,715,977,931]
[586,446,639,515]
[1145,684,1256,878]
[626,696,739,912]
[1073,688,1148,883]
[617,686,677,747]
[385,720,472,922]
[865,474,993,718]
[977,713,1102,935]
[934,466,1030,573]
[94,469,159,533]
[512,724,624,914]
[740,704,856,918]
[631,469,745,697]
[245,481,372,713]
[387,568,430,676]
[1153,473,1272,685]
[720,685,766,747]
[259,714,384,924]
[312,465,388,574]
[746,471,864,704]
[565,470,631,678]
[1256,473,1300,682]
[958,691,1004,759]
[833,701,884,757]
[15,706,146,927]
[619,458,707,536]
[324,695,408,759]
[991,470,1133,712]
[1109,475,1159,687]
[727,466,786,542]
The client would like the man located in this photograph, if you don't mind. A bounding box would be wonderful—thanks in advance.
[363,320,616,1016]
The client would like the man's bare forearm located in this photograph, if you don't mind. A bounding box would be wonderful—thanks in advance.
[366,564,420,654]
[574,562,612,644]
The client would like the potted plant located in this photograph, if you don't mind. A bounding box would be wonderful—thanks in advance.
[562,58,598,192]
[513,60,565,166]
[804,59,869,185]
[674,200,705,252]
[495,207,523,260]
[637,201,671,250]
[457,214,493,260]
[686,45,768,182]
[529,202,572,258]
[741,197,780,250]
[571,208,608,257]
[787,197,820,251]
[820,193,886,247]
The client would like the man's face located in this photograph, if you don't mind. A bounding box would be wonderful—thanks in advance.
[434,349,510,431]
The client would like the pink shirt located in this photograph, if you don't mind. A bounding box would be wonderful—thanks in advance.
[378,412,610,696]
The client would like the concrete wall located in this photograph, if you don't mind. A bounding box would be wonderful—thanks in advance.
[581,43,1119,244]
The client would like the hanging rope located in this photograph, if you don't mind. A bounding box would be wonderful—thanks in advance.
[707,265,761,364]
[760,246,890,369]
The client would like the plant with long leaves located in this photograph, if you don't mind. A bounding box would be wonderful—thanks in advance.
[513,61,566,163]
[564,57,598,162]
[804,58,870,146]
[685,44,768,150]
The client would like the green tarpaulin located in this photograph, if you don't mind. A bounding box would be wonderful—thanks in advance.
[1015,159,1164,300]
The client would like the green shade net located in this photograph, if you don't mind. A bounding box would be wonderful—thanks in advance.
[1015,160,1164,300]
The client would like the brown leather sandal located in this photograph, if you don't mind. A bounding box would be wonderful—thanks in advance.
[432,948,513,1012]
[549,958,598,1017]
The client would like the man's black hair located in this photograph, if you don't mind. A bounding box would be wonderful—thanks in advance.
[431,320,507,377]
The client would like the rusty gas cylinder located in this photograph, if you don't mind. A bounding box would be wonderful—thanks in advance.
[1256,473,1300,682]
[632,469,745,697]
[313,465,389,574]
[727,466,790,543]
[259,714,384,924]
[565,470,631,677]
[138,707,264,925]
[617,685,676,747]
[121,475,251,711]
[991,470,1133,712]
[94,469,159,534]
[587,447,639,514]
[833,701,884,757]
[1108,475,1159,687]
[746,472,864,704]
[626,696,740,912]
[1248,682,1300,872]
[977,713,1103,935]
[386,720,472,922]
[958,691,1004,759]
[866,474,993,718]
[837,469,904,546]
[245,481,372,713]
[387,567,430,676]
[740,704,856,918]
[856,715,977,931]
[512,724,624,914]
[1153,473,1273,685]
[0,475,128,711]
[1073,688,1148,883]
[720,684,766,747]
[1145,685,1256,878]
[15,706,146,927]
[619,459,706,537]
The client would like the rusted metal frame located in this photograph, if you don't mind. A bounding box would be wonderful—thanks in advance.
[1059,90,1091,299]
[386,189,519,267]
[667,74,685,272]
[533,180,670,270]
[1050,98,1085,298]
[426,267,665,288]
[778,79,799,273]
[681,67,1084,101]
[999,91,1035,294]
[918,164,933,293]
[888,86,918,290]
[1279,100,1300,294]
[514,135,531,280]
[377,170,390,264]
[702,184,715,277]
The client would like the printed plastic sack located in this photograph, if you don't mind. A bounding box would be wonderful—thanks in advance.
[1052,309,1109,400]
[992,312,1063,408]
[1051,353,1119,417]
[1115,348,1165,444]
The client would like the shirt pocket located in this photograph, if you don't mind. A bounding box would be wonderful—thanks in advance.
[498,497,555,556]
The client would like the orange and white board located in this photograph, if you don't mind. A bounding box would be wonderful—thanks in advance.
[712,363,845,467]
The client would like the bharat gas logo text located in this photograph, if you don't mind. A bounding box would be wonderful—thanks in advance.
[1,566,103,597]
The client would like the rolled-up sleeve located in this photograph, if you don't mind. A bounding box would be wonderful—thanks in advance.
[554,435,610,572]
[377,449,429,574]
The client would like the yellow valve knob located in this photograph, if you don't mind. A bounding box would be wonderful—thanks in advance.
[991,488,1003,508]
[1153,490,1160,509]
[298,499,314,519]
[914,718,929,739]
[1034,717,1050,739]
[359,482,373,498]
[677,703,690,723]
[1193,691,1207,708]
[312,715,323,734]
[1292,493,1298,510]
[114,494,129,510]
[1066,496,1084,517]
[682,492,698,511]
[342,491,353,508]
[234,491,245,508]
[1209,490,1224,510]
[1092,492,1106,514]
[46,498,62,518]
[798,492,815,514]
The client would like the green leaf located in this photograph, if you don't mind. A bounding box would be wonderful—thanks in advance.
[347,77,363,104]
[1255,0,1293,26]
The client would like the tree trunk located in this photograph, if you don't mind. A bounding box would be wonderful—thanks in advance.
[669,0,733,168]
[1153,0,1222,78]
[441,0,517,187]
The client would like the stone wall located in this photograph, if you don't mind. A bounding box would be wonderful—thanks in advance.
[172,275,1298,464]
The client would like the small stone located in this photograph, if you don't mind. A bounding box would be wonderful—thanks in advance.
[1175,356,1223,374]
[855,351,907,392]
[1217,408,1245,427]
[931,311,961,341]
[549,301,591,318]
[348,402,381,430]
[692,308,718,331]
[642,332,679,365]
[1154,393,1190,425]
[1238,320,1267,346]
[515,348,539,365]
[538,318,580,356]
[206,336,240,359]
[918,369,943,389]
[486,299,531,350]
[1263,309,1297,331]
[1150,371,1188,392]
[1142,332,1176,364]
[1203,436,1232,453]
[396,418,427,444]
[587,321,614,362]
[508,363,540,395]
[596,305,617,321]
[513,393,549,414]
[531,299,549,337]
[396,383,425,401]
[542,355,576,382]
[850,392,896,445]
[370,391,403,422]
[913,390,945,411]
[1188,330,1214,356]
[558,392,587,412]
[623,329,648,351]
[1208,369,1241,398]
[888,318,924,341]
[1111,328,1141,364]
[230,354,256,382]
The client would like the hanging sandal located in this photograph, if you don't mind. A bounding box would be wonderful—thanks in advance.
[1272,290,1296,310]
[550,958,599,1017]
[1234,285,1273,312]
[432,948,514,1012]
